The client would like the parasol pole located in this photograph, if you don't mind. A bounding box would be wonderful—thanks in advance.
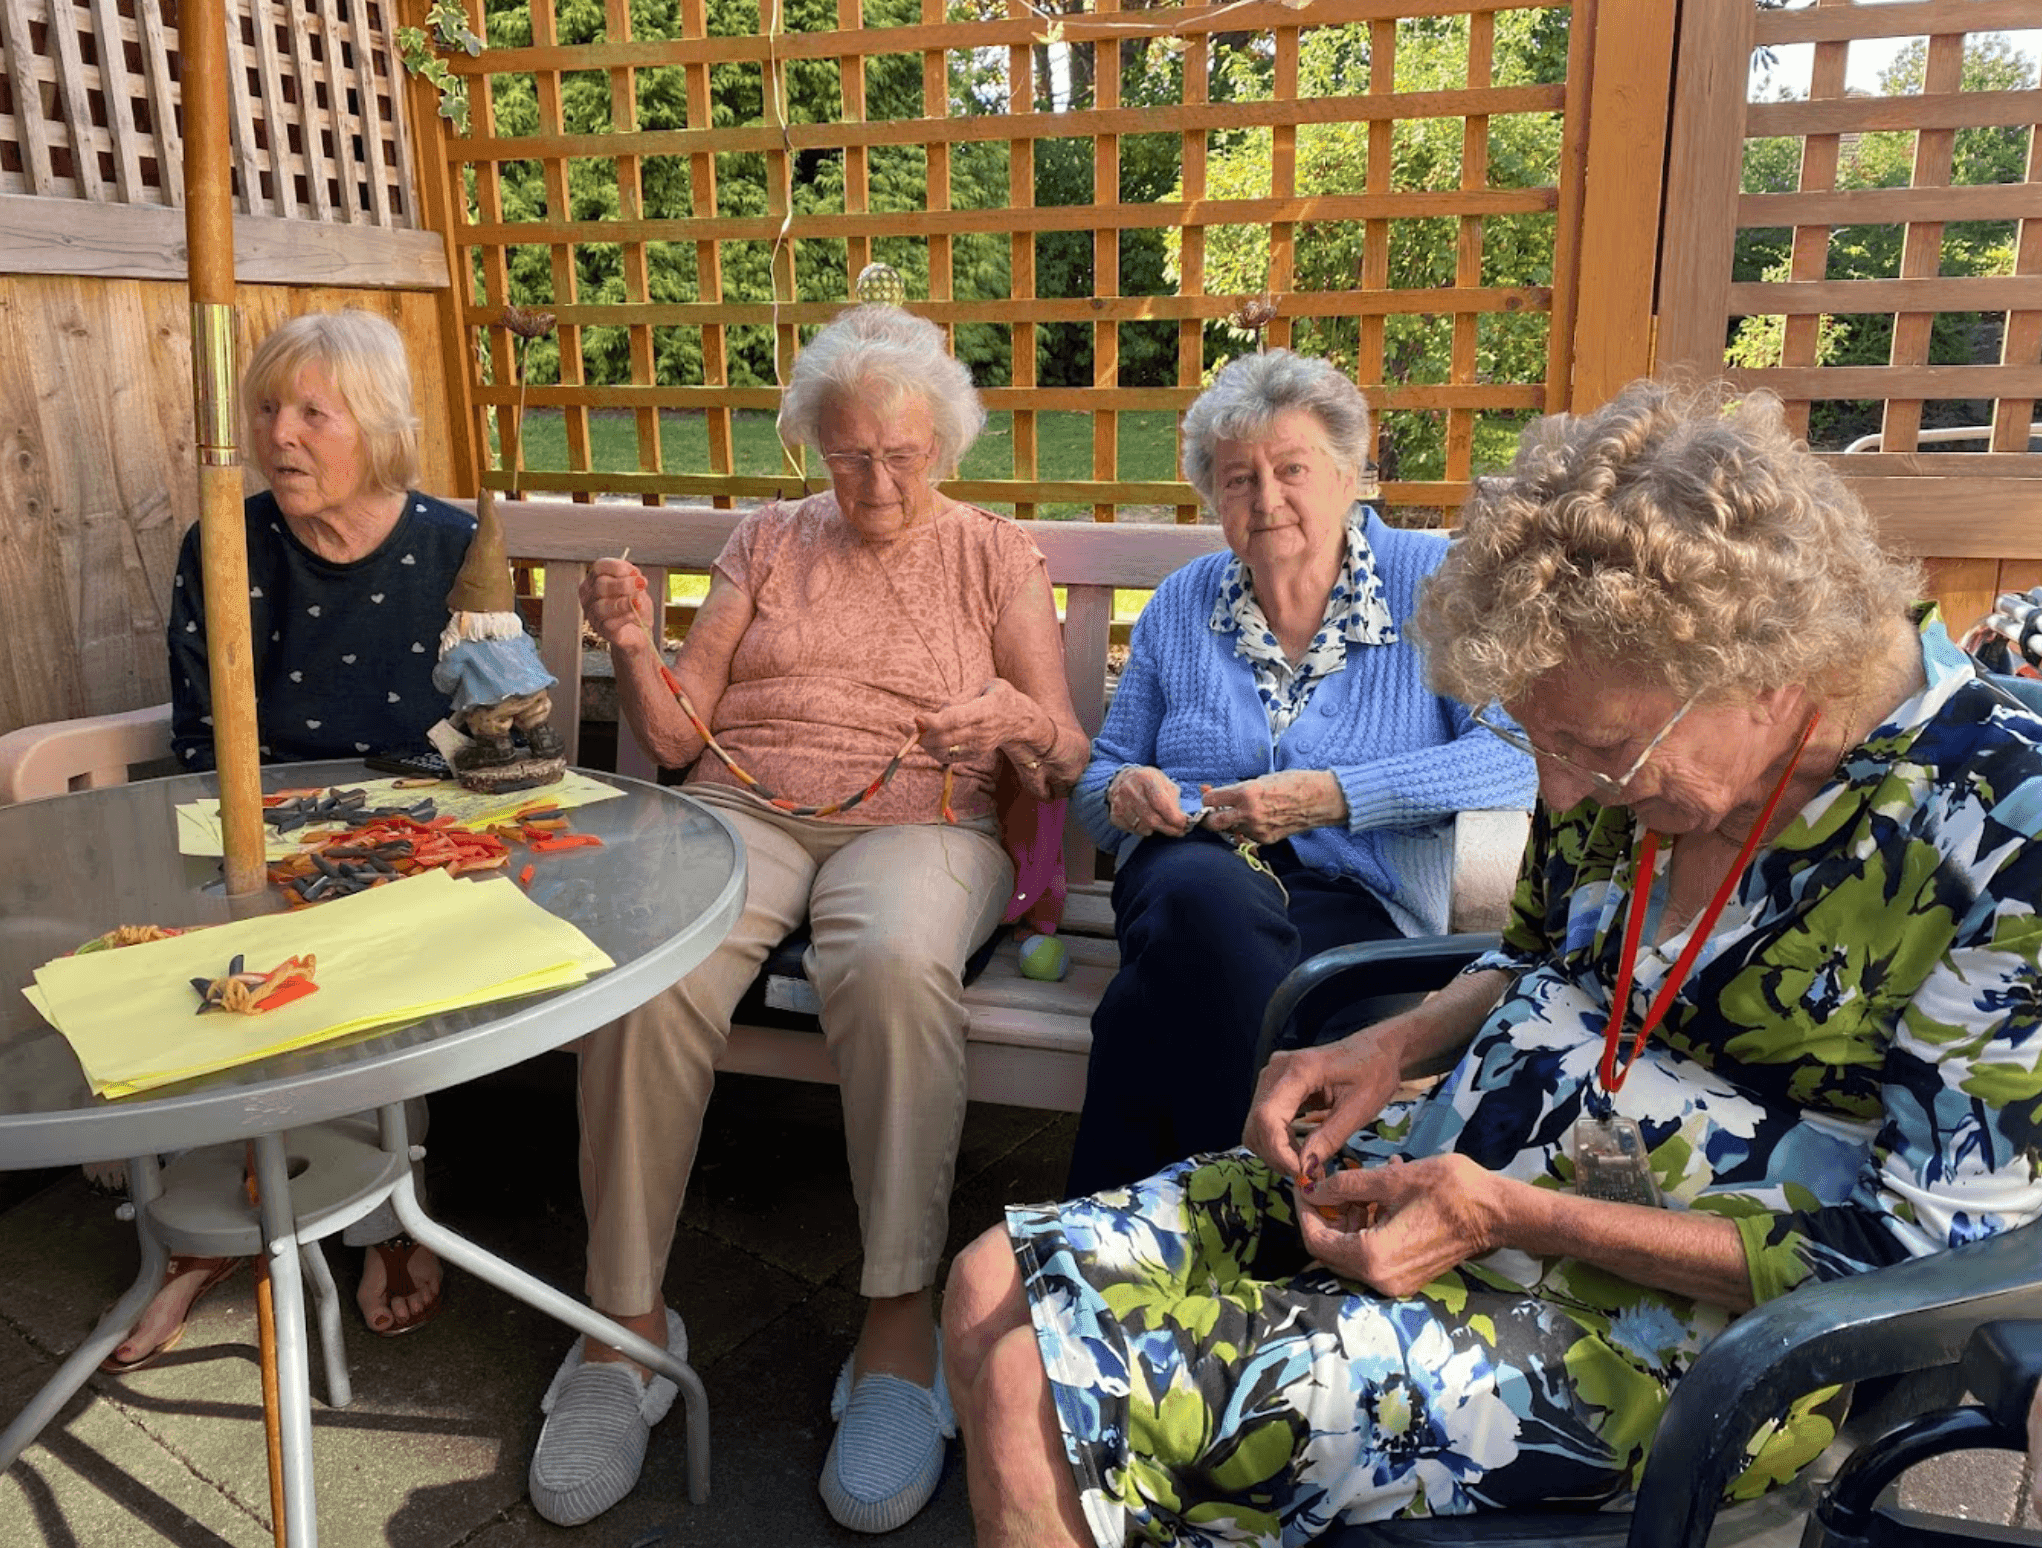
[245,1146,288,1548]
[184,0,264,897]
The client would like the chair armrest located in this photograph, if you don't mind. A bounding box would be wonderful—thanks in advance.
[1253,934,1497,1076]
[0,703,174,803]
[1627,1218,2042,1548]
[1961,1320,2042,1432]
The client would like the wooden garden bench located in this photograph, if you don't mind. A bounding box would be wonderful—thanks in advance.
[0,497,1531,1114]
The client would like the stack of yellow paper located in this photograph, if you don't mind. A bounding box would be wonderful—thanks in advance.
[25,869,613,1097]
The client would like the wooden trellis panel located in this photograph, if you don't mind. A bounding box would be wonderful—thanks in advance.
[1659,0,2042,620]
[432,0,1663,523]
[0,0,439,283]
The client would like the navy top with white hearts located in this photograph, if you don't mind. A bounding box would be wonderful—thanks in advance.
[167,491,478,769]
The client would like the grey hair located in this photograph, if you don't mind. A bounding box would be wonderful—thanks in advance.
[1181,349,1372,505]
[777,306,987,474]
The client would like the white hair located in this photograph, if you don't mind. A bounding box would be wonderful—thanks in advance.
[777,306,987,474]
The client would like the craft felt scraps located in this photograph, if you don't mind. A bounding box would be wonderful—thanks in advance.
[25,869,612,1097]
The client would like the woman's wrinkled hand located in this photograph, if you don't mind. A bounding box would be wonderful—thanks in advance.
[1199,769,1347,844]
[916,679,1046,765]
[580,558,656,652]
[1106,764,1193,840]
[1243,1029,1405,1181]
[1294,1154,1509,1299]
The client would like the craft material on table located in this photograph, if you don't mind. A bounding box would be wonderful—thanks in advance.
[176,769,626,859]
[24,869,613,1097]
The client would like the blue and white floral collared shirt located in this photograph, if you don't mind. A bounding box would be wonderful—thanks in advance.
[1206,509,1399,736]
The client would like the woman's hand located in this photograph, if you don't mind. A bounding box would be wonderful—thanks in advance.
[1106,765,1193,839]
[580,558,656,654]
[1242,1026,1407,1181]
[1294,1154,1509,1298]
[916,679,1049,765]
[1199,769,1347,844]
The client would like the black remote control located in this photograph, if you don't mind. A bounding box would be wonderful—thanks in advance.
[361,749,453,779]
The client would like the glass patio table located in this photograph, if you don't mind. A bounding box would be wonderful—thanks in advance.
[0,760,745,1545]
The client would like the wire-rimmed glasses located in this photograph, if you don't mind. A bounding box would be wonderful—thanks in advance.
[1472,694,1699,795]
[820,444,934,481]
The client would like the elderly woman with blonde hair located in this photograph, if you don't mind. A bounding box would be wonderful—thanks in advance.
[532,304,1089,1531]
[943,379,2042,1545]
[124,308,464,1370]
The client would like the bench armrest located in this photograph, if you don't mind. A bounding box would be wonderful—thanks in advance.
[1448,808,1530,934]
[1628,1218,2042,1548]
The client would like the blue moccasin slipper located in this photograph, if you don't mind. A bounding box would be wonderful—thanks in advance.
[818,1347,957,1533]
[528,1308,687,1527]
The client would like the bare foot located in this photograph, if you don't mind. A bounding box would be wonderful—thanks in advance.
[106,1257,238,1369]
[582,1305,670,1380]
[853,1288,937,1387]
[356,1240,443,1333]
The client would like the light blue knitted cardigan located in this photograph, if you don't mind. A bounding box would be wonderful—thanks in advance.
[1073,510,1537,938]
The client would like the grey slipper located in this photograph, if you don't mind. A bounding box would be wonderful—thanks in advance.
[819,1347,956,1533]
[528,1308,687,1526]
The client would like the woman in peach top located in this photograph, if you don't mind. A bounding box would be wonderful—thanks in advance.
[529,306,1089,1533]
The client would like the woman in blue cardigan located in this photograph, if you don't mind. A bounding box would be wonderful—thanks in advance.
[1066,350,1535,1193]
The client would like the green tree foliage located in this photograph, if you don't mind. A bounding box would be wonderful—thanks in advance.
[477,0,1188,390]
[472,0,1576,434]
[1730,35,2034,447]
[1172,8,1569,480]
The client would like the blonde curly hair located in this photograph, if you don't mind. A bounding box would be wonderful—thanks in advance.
[1414,379,1921,708]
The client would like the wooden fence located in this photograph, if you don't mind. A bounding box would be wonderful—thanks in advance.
[0,0,448,286]
[1660,0,2042,635]
[0,0,460,735]
[429,0,1670,523]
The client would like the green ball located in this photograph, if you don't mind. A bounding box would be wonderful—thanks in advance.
[1018,932,1069,982]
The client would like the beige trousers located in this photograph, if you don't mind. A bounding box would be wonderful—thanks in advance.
[577,784,1012,1312]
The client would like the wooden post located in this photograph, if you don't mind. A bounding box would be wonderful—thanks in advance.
[183,0,264,897]
[1654,0,1756,376]
[1564,0,1677,408]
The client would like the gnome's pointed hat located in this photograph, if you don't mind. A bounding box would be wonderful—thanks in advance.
[447,487,515,614]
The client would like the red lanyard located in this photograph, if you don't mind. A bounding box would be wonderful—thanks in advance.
[1597,712,1821,1093]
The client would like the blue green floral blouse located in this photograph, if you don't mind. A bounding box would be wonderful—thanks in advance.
[1007,621,2042,1546]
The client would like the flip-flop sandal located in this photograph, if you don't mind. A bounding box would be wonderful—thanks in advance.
[364,1234,444,1337]
[100,1255,245,1374]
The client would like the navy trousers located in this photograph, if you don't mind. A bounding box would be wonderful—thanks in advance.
[1065,828,1401,1197]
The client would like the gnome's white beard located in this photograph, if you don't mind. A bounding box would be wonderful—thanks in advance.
[441,609,527,654]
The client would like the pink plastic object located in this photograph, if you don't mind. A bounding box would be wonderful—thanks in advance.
[999,791,1068,934]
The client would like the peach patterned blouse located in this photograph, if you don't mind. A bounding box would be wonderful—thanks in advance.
[687,492,1047,825]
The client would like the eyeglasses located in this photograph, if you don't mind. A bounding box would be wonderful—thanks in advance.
[1472,693,1699,795]
[820,445,933,480]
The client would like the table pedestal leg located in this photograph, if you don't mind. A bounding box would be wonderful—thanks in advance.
[297,1241,351,1411]
[386,1173,713,1504]
[0,1154,167,1473]
[253,1134,319,1547]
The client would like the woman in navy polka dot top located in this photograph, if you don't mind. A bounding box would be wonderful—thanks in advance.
[140,310,460,1366]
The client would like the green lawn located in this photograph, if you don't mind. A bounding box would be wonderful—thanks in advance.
[511,408,1184,516]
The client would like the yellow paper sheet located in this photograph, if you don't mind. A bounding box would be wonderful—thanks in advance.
[175,770,626,858]
[26,869,613,1096]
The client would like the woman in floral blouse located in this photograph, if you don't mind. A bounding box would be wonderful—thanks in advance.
[946,379,2042,1546]
[1066,349,1535,1195]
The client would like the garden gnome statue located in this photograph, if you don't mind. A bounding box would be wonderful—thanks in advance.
[431,488,566,792]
